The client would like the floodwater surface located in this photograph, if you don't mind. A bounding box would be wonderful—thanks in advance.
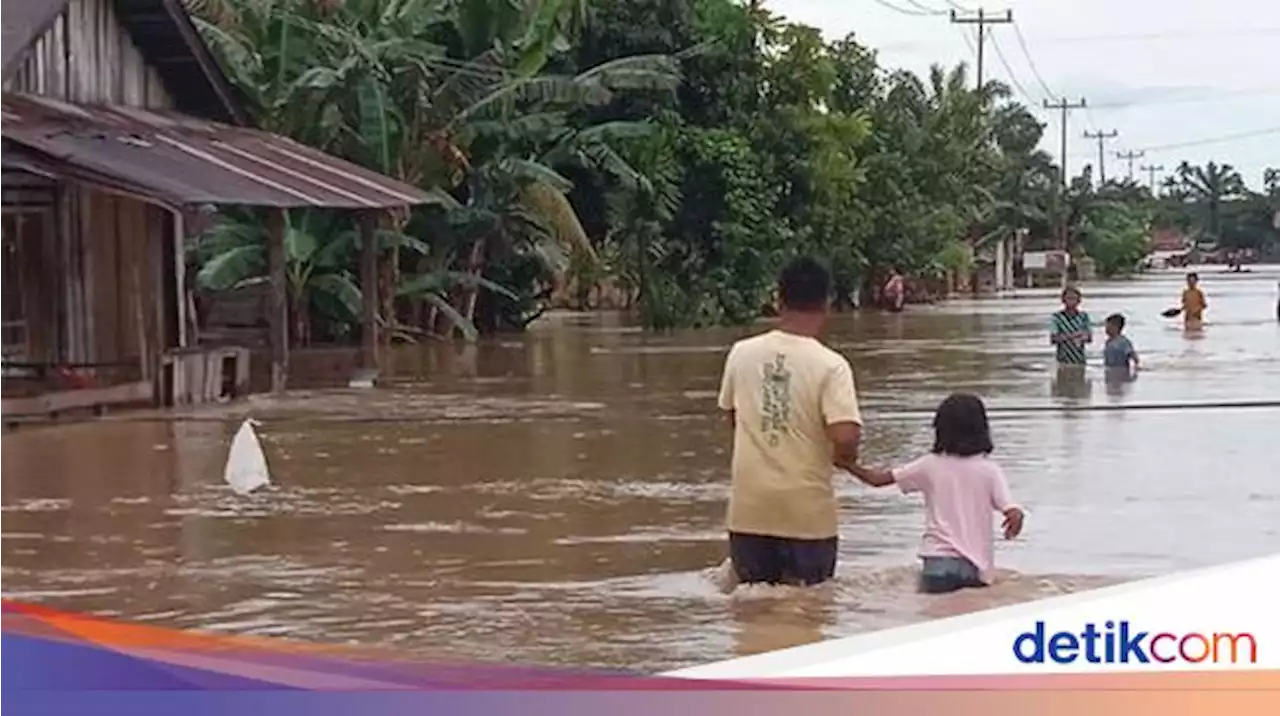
[4,267,1279,672]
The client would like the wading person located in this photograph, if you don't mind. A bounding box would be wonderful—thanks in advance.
[1049,286,1092,368]
[717,257,863,586]
[883,268,906,312]
[1181,272,1207,330]
[1102,313,1139,373]
[843,393,1025,593]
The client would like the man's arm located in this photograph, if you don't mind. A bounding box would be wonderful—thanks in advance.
[844,463,893,487]
[821,360,863,468]
[828,422,861,472]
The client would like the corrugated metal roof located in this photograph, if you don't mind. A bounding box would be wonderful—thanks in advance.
[1,92,430,209]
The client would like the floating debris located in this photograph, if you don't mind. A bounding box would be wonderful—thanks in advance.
[223,419,271,495]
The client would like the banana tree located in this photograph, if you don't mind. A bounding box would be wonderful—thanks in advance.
[190,209,360,345]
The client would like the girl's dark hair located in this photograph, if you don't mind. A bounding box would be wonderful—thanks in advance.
[931,393,994,457]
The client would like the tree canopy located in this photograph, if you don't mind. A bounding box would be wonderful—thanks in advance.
[185,0,1280,340]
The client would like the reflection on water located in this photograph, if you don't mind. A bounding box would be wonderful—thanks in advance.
[4,267,1280,671]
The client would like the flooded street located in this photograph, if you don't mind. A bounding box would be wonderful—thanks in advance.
[4,267,1279,672]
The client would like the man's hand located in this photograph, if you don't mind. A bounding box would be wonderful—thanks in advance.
[1002,507,1025,540]
[827,421,861,471]
[844,463,894,488]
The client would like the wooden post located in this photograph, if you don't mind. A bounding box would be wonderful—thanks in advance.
[359,211,379,371]
[267,208,288,393]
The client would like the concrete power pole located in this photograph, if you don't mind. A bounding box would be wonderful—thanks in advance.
[1043,97,1087,285]
[1141,164,1165,193]
[1044,98,1088,190]
[950,8,1013,92]
[1116,150,1146,181]
[1083,129,1119,185]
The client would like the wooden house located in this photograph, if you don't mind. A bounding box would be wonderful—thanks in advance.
[2,0,426,421]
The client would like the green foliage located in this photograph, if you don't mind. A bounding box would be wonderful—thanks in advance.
[1079,202,1152,278]
[187,0,1276,342]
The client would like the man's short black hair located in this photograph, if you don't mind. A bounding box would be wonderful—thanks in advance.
[777,256,831,312]
[1106,313,1126,330]
[1187,272,1199,281]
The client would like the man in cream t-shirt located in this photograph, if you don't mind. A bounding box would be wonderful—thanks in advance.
[716,257,863,586]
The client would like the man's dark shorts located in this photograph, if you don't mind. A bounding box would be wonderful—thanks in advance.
[728,532,838,586]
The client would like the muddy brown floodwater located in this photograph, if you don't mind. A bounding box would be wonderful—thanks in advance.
[4,267,1280,672]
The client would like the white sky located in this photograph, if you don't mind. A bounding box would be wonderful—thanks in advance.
[766,0,1280,190]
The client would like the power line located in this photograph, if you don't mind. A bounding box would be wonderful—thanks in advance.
[957,26,978,60]
[869,0,939,16]
[1138,126,1280,153]
[900,0,948,15]
[1026,27,1280,44]
[1010,22,1057,101]
[988,34,1033,101]
[1088,87,1280,110]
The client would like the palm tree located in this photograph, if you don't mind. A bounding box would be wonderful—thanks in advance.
[1172,161,1246,243]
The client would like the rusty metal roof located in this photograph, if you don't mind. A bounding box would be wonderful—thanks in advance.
[1,92,430,209]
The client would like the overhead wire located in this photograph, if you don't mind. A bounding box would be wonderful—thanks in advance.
[868,0,940,16]
[1010,21,1058,102]
[1137,126,1280,153]
[862,3,1276,161]
[988,33,1035,102]
[1068,125,1280,158]
[899,0,948,15]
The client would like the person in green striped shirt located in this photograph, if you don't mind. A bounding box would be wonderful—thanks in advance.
[1049,286,1092,367]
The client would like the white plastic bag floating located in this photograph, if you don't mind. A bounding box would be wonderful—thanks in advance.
[224,418,270,495]
[709,557,739,594]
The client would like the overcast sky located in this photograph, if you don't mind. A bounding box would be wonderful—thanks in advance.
[766,0,1280,190]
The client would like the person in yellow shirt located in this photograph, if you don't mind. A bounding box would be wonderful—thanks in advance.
[1181,272,1207,330]
[717,257,862,586]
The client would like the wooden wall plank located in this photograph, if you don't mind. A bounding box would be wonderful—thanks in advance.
[11,0,174,108]
[91,190,119,362]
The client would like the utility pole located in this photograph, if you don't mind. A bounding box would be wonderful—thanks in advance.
[950,8,1013,92]
[1044,97,1088,190]
[1083,129,1119,185]
[1116,150,1145,181]
[1043,97,1087,285]
[1140,163,1165,193]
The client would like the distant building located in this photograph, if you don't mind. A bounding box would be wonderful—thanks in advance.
[1149,227,1189,253]
[1143,228,1192,269]
[2,0,428,420]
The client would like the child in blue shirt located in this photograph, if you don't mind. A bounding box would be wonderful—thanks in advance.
[1103,313,1139,371]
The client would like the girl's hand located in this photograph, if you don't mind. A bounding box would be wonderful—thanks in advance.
[1002,507,1025,539]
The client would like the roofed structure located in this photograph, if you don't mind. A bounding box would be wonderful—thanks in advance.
[2,0,427,418]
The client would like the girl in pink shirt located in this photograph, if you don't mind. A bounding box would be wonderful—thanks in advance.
[845,393,1025,593]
